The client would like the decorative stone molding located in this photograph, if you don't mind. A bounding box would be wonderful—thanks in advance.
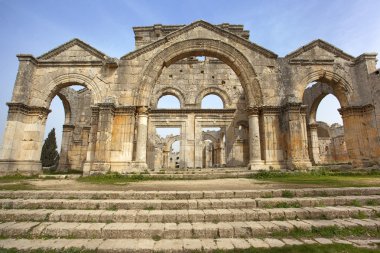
[6,102,51,118]
[260,106,281,115]
[151,108,236,114]
[281,103,308,114]
[114,106,136,115]
[338,104,375,117]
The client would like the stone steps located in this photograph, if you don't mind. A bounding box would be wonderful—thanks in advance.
[1,187,379,199]
[1,195,379,210]
[0,206,378,223]
[1,237,379,252]
[0,218,379,239]
[1,187,380,252]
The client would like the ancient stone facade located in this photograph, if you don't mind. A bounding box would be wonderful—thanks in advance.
[0,21,379,175]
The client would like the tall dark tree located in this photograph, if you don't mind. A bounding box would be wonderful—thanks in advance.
[40,128,60,167]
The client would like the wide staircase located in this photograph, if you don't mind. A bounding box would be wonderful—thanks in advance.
[1,187,380,252]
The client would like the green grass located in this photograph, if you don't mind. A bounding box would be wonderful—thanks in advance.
[252,169,380,187]
[0,174,38,183]
[211,244,380,253]
[0,182,35,191]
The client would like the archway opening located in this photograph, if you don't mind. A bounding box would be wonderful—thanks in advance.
[157,95,181,109]
[42,85,92,173]
[303,82,349,165]
[202,127,225,168]
[154,127,182,169]
[201,94,224,109]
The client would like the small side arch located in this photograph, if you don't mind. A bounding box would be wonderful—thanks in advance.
[196,87,232,109]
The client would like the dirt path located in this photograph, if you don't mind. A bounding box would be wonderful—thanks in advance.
[12,178,323,191]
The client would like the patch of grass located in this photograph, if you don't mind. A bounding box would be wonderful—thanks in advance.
[252,169,380,187]
[366,199,378,206]
[281,190,294,198]
[106,204,118,211]
[350,200,362,207]
[77,172,154,184]
[0,174,38,182]
[0,182,35,191]
[210,243,380,253]
[144,206,155,211]
[353,210,368,219]
[152,235,161,241]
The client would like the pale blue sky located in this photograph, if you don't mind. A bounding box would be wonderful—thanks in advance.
[0,0,379,148]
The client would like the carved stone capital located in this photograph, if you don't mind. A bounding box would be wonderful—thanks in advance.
[246,106,260,115]
[308,123,319,130]
[136,106,150,115]
[62,124,75,131]
[260,106,281,115]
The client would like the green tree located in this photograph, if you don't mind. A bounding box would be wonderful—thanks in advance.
[40,128,60,168]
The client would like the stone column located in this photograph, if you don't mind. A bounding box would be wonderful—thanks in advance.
[282,103,312,169]
[247,107,264,170]
[0,103,50,175]
[308,123,320,165]
[57,124,75,172]
[135,106,149,164]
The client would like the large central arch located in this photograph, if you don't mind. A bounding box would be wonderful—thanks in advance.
[134,39,263,107]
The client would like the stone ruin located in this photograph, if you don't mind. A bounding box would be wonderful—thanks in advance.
[0,21,379,175]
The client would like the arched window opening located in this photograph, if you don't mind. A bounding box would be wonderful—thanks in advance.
[201,94,224,109]
[157,95,181,109]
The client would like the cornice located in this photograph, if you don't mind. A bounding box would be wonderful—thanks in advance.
[6,102,51,116]
[338,104,375,116]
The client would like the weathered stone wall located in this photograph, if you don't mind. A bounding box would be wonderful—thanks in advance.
[0,21,379,175]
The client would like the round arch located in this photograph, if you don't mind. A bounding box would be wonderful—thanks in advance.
[164,135,181,151]
[152,87,186,109]
[298,69,352,108]
[134,39,263,107]
[43,73,102,109]
[196,87,232,108]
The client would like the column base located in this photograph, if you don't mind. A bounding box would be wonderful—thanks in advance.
[0,160,42,176]
[248,160,267,171]
[286,159,312,170]
[264,161,287,170]
[83,161,148,175]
